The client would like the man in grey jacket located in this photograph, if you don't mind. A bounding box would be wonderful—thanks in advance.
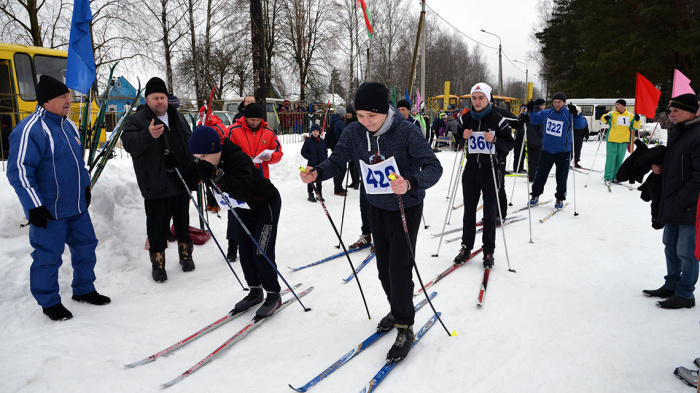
[300,82,442,363]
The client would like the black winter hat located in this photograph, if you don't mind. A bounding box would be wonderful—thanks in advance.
[533,98,546,106]
[669,93,699,113]
[396,99,411,110]
[168,94,180,109]
[188,126,222,154]
[310,123,321,133]
[145,77,169,97]
[244,102,264,119]
[354,82,390,114]
[552,92,567,102]
[615,99,627,106]
[345,104,356,115]
[36,75,70,106]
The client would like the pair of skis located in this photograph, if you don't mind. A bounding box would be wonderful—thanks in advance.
[344,253,375,282]
[289,293,439,392]
[539,203,569,223]
[289,244,372,271]
[674,357,700,388]
[444,216,526,243]
[125,284,312,387]
[414,249,493,306]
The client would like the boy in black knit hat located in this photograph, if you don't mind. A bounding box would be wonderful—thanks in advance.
[300,82,442,363]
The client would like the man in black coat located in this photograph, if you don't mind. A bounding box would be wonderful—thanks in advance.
[643,93,700,309]
[121,77,196,282]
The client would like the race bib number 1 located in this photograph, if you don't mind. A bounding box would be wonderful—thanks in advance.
[545,119,564,137]
[468,131,495,154]
[616,116,629,126]
[359,156,401,195]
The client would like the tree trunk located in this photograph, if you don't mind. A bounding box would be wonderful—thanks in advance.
[27,0,43,46]
[187,0,202,107]
[160,0,174,92]
[250,0,267,109]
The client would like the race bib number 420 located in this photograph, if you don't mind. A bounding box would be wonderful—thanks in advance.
[468,131,495,154]
[545,119,564,137]
[359,156,401,195]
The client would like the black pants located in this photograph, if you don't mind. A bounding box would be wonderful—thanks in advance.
[307,180,322,196]
[527,144,542,180]
[333,163,347,193]
[573,136,584,164]
[531,151,570,200]
[348,161,359,186]
[144,194,191,253]
[236,196,282,293]
[497,162,508,219]
[461,162,498,255]
[369,202,422,326]
[513,132,526,172]
[360,183,371,235]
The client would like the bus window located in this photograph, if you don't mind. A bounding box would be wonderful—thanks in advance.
[580,105,593,116]
[34,55,67,83]
[14,53,35,101]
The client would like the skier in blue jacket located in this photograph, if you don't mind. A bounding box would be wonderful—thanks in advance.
[7,75,110,321]
[525,92,586,208]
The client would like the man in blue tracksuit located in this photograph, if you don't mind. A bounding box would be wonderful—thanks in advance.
[300,82,442,363]
[7,75,110,321]
[526,92,586,208]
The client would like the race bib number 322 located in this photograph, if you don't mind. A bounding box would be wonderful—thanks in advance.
[545,119,564,137]
[359,156,401,195]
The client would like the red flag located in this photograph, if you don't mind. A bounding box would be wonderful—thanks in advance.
[358,0,373,38]
[634,73,661,119]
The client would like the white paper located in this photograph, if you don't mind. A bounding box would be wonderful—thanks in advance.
[252,149,276,164]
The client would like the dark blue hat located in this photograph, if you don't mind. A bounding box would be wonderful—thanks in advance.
[310,123,321,133]
[189,126,222,154]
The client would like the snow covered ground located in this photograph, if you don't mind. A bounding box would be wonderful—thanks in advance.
[2,132,698,393]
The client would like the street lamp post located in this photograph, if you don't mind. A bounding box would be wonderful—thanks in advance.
[514,59,528,99]
[481,29,502,96]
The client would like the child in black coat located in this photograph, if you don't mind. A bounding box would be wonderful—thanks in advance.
[300,124,328,201]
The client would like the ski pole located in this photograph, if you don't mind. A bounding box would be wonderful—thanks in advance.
[300,167,372,319]
[421,213,429,229]
[487,148,515,273]
[207,178,311,313]
[335,165,351,249]
[584,127,608,188]
[508,129,528,206]
[445,147,461,199]
[432,147,466,257]
[569,115,579,216]
[389,174,454,337]
[170,163,246,290]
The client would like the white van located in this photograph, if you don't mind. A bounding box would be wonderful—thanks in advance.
[566,98,644,137]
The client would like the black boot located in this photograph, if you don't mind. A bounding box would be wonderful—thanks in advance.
[387,325,414,363]
[642,286,674,298]
[72,290,111,305]
[43,303,73,321]
[256,292,282,318]
[227,240,238,262]
[656,294,695,309]
[454,245,472,265]
[178,242,195,272]
[307,194,317,202]
[483,254,495,268]
[232,286,264,313]
[150,251,167,282]
[376,312,395,333]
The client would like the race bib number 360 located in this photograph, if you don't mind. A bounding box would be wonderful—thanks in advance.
[468,131,495,154]
[545,119,564,137]
[359,156,401,195]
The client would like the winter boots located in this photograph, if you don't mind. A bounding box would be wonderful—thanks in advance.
[555,199,564,209]
[178,242,195,272]
[72,290,111,305]
[150,250,167,282]
[387,325,414,363]
[307,194,317,202]
[483,254,495,269]
[377,312,395,333]
[42,303,73,321]
[529,196,539,206]
[350,233,372,250]
[454,245,472,265]
[256,292,281,318]
[233,286,264,313]
[227,240,238,262]
[642,286,675,298]
[657,295,695,309]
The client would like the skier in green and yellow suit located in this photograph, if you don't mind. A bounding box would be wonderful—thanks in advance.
[601,99,640,184]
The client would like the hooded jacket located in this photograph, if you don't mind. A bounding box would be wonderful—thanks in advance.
[301,134,328,167]
[7,106,91,219]
[315,107,442,211]
[228,117,283,179]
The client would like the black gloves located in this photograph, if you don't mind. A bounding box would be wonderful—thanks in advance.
[520,113,530,123]
[526,100,534,113]
[567,104,578,115]
[85,186,91,208]
[195,158,224,182]
[163,150,179,172]
[634,113,640,121]
[29,206,54,228]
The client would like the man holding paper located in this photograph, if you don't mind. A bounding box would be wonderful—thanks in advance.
[228,102,283,179]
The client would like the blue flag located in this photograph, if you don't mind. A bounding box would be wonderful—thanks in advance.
[65,0,95,94]
[404,89,411,105]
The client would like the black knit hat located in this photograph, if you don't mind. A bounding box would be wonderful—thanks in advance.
[145,77,168,97]
[552,92,567,102]
[188,126,222,154]
[354,82,390,114]
[533,98,546,106]
[346,104,356,115]
[244,102,264,119]
[396,99,411,110]
[669,93,700,113]
[36,75,70,106]
[615,99,627,106]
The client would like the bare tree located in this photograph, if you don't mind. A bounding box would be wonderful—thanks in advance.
[367,0,412,89]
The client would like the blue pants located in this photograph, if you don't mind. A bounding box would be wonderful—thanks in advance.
[236,196,282,293]
[662,224,699,299]
[29,211,98,308]
[531,151,570,200]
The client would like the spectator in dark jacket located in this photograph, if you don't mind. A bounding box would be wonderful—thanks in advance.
[233,95,255,121]
[643,93,700,309]
[525,98,545,181]
[121,77,196,283]
[301,124,328,201]
[329,107,347,195]
[430,113,446,148]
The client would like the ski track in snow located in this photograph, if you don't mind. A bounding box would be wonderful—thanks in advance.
[1,131,698,392]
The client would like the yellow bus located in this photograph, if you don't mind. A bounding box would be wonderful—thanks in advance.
[0,42,99,159]
[427,95,460,112]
